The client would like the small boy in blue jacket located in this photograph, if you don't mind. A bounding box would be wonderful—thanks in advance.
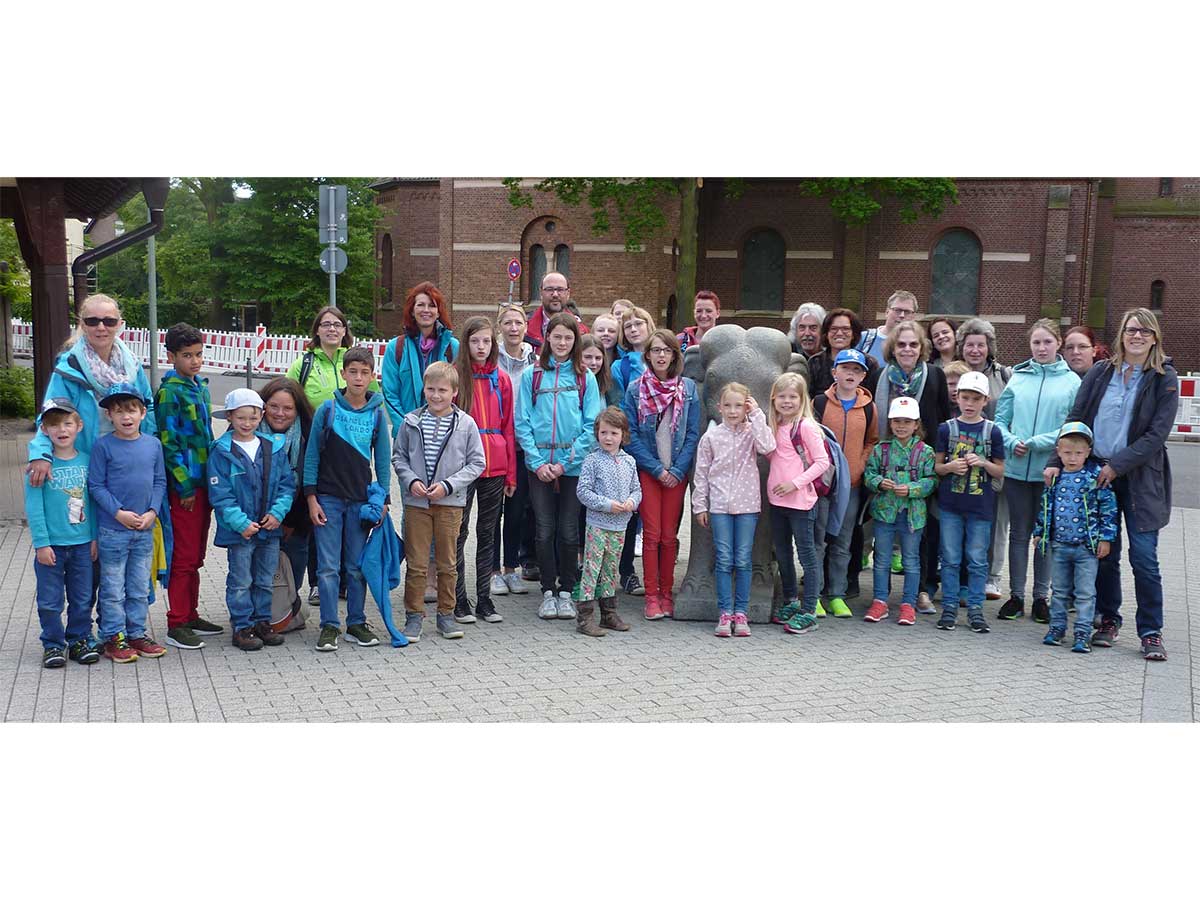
[1033,422,1117,653]
[208,389,295,651]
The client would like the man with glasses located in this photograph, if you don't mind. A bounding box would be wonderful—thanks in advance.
[858,290,918,365]
[525,272,588,350]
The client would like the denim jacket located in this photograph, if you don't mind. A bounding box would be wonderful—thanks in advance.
[621,376,702,482]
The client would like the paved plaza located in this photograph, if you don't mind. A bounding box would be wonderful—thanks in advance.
[2,440,1196,723]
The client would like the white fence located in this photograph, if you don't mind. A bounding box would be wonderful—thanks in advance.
[10,320,391,377]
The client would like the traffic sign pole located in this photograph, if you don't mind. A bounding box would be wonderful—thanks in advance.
[328,186,337,308]
[507,257,522,306]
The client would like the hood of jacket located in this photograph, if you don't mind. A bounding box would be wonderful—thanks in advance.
[332,387,384,416]
[214,429,287,456]
[1011,355,1072,378]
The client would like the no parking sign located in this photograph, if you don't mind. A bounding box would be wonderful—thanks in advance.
[508,258,522,281]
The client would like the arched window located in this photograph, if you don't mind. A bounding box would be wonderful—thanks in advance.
[554,244,570,281]
[1150,279,1165,311]
[380,234,393,308]
[740,228,785,311]
[930,228,981,315]
[529,244,547,303]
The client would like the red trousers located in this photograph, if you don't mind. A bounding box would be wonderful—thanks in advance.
[166,487,211,628]
[637,472,687,600]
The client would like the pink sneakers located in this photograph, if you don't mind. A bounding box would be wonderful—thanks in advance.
[714,613,733,637]
[863,599,889,622]
[732,613,751,637]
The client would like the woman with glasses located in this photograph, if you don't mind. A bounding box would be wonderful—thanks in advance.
[1045,309,1177,660]
[286,305,378,413]
[381,282,459,434]
[1062,325,1108,377]
[806,308,882,397]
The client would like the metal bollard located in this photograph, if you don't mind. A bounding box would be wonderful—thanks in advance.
[246,357,252,388]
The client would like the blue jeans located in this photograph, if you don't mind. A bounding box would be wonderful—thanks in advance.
[770,504,822,614]
[225,538,281,632]
[1095,476,1163,638]
[938,509,992,611]
[1049,541,1098,636]
[710,512,758,614]
[872,511,922,606]
[34,542,94,648]
[313,494,368,630]
[96,526,154,641]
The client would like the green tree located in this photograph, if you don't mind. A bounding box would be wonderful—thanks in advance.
[1,219,33,321]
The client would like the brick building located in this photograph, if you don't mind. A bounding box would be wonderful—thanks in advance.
[371,178,1199,372]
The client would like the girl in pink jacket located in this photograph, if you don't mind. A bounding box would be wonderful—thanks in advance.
[693,382,776,637]
[767,372,830,636]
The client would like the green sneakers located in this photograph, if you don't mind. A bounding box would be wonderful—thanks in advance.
[890,551,903,574]
[783,611,819,635]
[165,626,205,650]
[773,601,801,625]
[814,598,827,618]
[828,597,853,618]
[345,623,380,647]
[316,625,339,652]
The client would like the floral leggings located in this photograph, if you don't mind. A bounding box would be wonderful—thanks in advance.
[579,524,624,601]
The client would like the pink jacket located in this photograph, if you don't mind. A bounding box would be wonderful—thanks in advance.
[767,417,830,511]
[692,407,776,515]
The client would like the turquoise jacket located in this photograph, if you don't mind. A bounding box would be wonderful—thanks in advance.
[29,337,156,463]
[381,325,459,437]
[207,431,295,547]
[612,348,646,395]
[515,357,603,477]
[994,356,1081,482]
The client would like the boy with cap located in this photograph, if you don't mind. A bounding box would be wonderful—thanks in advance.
[933,370,1006,632]
[25,398,99,667]
[813,347,879,618]
[87,383,168,662]
[207,389,296,651]
[1033,422,1117,652]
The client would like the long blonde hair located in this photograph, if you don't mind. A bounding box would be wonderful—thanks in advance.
[768,372,814,429]
[1110,307,1167,374]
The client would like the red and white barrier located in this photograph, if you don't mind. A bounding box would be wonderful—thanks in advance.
[1173,375,1199,436]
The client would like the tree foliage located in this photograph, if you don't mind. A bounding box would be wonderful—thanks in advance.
[796,178,958,225]
[1,219,32,320]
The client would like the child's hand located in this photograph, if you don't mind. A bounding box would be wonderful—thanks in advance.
[945,458,969,475]
[35,546,56,566]
[241,522,261,539]
[260,514,281,531]
[535,465,557,483]
[623,498,637,512]
[180,494,195,511]
[892,483,910,497]
[410,480,429,498]
[426,483,447,501]
[308,496,327,526]
[772,481,796,497]
[504,484,516,498]
[90,540,98,562]
[697,512,709,528]
[1096,540,1111,560]
[879,478,896,492]
[745,397,760,416]
[962,452,982,467]
[139,509,157,531]
[116,509,142,529]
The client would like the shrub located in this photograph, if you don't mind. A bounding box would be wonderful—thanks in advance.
[0,365,36,417]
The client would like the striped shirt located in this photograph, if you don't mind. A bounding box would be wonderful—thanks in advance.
[419,409,454,485]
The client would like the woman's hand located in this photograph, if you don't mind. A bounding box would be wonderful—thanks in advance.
[1043,466,1060,486]
[26,460,51,488]
[1096,463,1118,488]
[1014,441,1029,457]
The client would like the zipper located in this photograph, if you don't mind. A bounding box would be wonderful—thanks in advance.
[1021,365,1046,481]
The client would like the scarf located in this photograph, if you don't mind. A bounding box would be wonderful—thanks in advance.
[81,338,129,390]
[257,418,303,472]
[887,361,926,399]
[637,371,685,428]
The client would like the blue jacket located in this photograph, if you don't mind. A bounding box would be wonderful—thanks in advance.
[381,325,459,437]
[357,483,408,647]
[303,389,391,502]
[994,356,1081,482]
[515,357,603,477]
[1033,459,1119,555]
[207,431,295,548]
[621,375,702,482]
[612,349,646,395]
[29,337,156,463]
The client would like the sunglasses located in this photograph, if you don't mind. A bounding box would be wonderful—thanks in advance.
[83,316,120,327]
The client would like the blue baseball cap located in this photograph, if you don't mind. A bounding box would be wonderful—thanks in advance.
[834,348,869,370]
[98,381,147,409]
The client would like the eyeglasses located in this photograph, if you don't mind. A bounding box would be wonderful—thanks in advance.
[319,321,346,330]
[890,307,916,318]
[496,302,525,314]
[827,326,853,335]
[895,341,921,349]
[83,316,120,327]
[1123,326,1154,337]
[648,347,672,355]
[542,286,568,295]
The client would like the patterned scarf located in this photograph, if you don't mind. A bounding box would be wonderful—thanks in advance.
[257,418,304,473]
[81,338,129,390]
[637,371,685,428]
[887,361,926,399]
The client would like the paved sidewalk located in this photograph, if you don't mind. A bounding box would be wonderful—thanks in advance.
[1,495,1195,723]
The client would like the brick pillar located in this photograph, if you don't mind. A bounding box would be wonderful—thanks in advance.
[1040,185,1071,321]
[840,224,866,312]
[438,178,454,312]
[13,179,70,402]
[1089,179,1116,330]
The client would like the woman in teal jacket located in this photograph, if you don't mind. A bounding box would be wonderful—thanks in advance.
[993,318,1081,622]
[381,281,458,437]
[514,313,602,615]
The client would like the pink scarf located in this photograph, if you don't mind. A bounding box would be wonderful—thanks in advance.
[637,371,685,428]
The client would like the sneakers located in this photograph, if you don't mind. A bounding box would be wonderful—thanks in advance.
[128,636,167,658]
[916,592,936,614]
[634,532,643,557]
[644,597,665,620]
[436,614,464,639]
[403,613,423,643]
[997,596,1025,620]
[538,592,559,619]
[68,639,100,665]
[968,610,990,633]
[659,594,674,618]
[814,598,827,618]
[233,627,264,651]
[345,623,380,647]
[783,611,819,635]
[503,571,528,594]
[985,580,1001,600]
[1072,634,1092,654]
[186,617,224,636]
[714,613,733,638]
[772,601,801,625]
[315,625,339,652]
[165,626,205,650]
[1141,634,1167,661]
[307,586,320,607]
[1031,598,1051,624]
[890,551,903,574]
[253,621,284,647]
[897,603,916,626]
[103,633,137,663]
[1092,620,1119,647]
[1043,627,1066,646]
[454,603,477,624]
[557,591,577,619]
[622,573,646,596]
[828,597,853,618]
[489,573,509,596]
[863,600,889,622]
[732,613,751,638]
[936,609,957,631]
[475,601,503,624]
[43,646,66,669]
[521,563,541,583]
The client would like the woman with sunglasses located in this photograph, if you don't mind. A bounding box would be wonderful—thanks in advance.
[27,294,157,488]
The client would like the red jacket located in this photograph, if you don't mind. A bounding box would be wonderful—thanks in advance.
[525,306,588,350]
[467,362,517,488]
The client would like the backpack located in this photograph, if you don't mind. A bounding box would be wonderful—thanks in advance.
[298,351,316,386]
[269,553,307,633]
[946,417,1004,492]
[879,438,928,483]
[530,366,586,410]
[317,399,384,452]
[789,419,837,497]
[813,394,875,437]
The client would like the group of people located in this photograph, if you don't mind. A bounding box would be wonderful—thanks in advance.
[23,275,1179,668]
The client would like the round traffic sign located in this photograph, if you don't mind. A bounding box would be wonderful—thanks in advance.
[320,247,348,275]
[507,257,522,281]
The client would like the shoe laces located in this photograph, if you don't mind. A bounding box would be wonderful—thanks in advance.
[1143,634,1163,648]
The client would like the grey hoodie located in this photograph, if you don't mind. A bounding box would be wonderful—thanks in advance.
[391,405,485,509]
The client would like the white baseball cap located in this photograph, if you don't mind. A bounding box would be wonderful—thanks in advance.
[888,396,920,419]
[222,388,264,417]
[957,371,991,398]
